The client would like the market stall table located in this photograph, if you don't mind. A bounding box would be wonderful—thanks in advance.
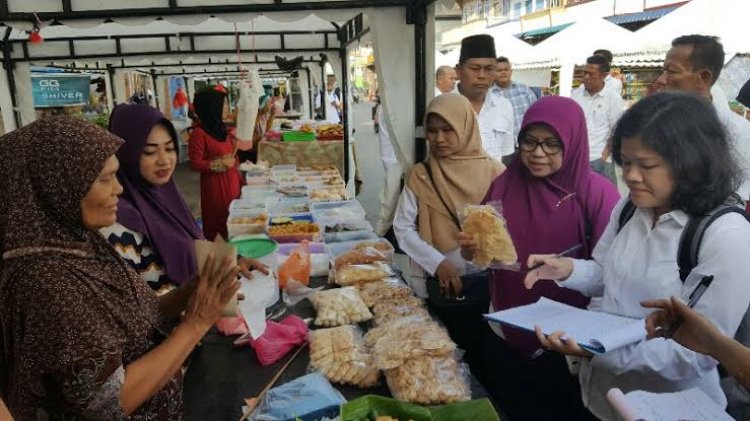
[257,140,344,176]
[182,277,504,421]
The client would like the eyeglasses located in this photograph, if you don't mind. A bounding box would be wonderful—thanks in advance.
[519,137,563,155]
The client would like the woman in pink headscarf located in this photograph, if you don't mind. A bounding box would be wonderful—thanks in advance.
[460,96,619,420]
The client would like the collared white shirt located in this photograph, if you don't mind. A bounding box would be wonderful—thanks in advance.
[604,74,623,97]
[571,85,624,162]
[492,81,538,138]
[716,105,750,200]
[393,186,467,277]
[325,89,341,124]
[458,85,514,160]
[559,198,750,420]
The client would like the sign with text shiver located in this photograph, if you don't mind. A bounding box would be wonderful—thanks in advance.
[31,74,90,108]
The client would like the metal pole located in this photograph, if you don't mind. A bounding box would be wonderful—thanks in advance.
[106,64,117,105]
[320,54,328,120]
[150,69,160,110]
[304,67,313,119]
[339,48,350,182]
[413,2,428,164]
[2,27,21,128]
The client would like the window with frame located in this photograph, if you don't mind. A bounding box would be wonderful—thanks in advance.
[535,0,546,10]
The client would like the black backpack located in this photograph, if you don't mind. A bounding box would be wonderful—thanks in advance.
[617,199,750,282]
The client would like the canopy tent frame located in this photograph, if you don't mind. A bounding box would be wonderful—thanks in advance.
[0,0,436,188]
[0,0,408,21]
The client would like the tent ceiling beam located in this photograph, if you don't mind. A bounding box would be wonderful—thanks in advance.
[8,30,337,44]
[0,0,407,22]
[10,47,338,62]
[38,57,321,70]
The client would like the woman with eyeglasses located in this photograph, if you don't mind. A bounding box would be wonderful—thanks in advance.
[459,96,619,420]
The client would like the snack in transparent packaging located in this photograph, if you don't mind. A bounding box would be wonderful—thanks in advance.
[277,241,311,288]
[308,325,380,387]
[356,278,414,308]
[309,287,373,327]
[384,356,471,405]
[371,296,429,326]
[334,262,394,286]
[334,246,389,270]
[461,201,520,270]
[370,320,457,370]
[363,314,433,349]
[328,239,396,265]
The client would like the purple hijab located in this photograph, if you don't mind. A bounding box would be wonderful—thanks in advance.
[109,104,204,285]
[485,96,619,354]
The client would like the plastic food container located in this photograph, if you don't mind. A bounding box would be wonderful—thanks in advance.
[227,210,269,238]
[270,164,297,175]
[246,174,271,185]
[268,214,320,244]
[309,186,348,202]
[323,227,378,243]
[312,200,366,220]
[241,185,276,201]
[267,198,311,215]
[276,242,330,277]
[229,200,266,213]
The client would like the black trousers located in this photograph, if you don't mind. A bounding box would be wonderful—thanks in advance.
[472,329,598,421]
[425,273,491,370]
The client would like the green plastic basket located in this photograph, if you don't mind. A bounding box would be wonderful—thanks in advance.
[282,130,316,142]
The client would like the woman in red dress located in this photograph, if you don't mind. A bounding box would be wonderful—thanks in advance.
[188,89,242,240]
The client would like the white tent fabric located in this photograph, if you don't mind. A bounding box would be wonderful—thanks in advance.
[368,6,415,229]
[368,6,415,169]
[635,0,750,55]
[523,18,641,96]
[486,29,535,64]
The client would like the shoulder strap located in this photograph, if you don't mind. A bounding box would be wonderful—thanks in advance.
[421,163,462,229]
[678,204,750,282]
[617,199,637,234]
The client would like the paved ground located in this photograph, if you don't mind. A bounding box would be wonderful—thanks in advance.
[173,100,387,223]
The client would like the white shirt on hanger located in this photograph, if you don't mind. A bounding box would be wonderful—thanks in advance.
[559,198,750,420]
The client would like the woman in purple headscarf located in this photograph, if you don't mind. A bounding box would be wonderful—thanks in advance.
[104,104,265,297]
[459,96,619,420]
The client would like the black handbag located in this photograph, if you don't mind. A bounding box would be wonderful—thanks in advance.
[419,163,491,309]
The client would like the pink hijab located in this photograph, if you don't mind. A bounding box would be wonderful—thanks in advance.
[484,96,619,355]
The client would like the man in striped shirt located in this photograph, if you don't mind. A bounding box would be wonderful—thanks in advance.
[492,56,538,143]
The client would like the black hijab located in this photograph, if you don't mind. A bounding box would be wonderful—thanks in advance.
[193,90,228,141]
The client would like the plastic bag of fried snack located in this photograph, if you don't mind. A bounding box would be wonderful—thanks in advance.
[333,246,388,269]
[334,262,394,286]
[364,315,432,348]
[369,319,457,369]
[309,287,373,327]
[461,201,520,270]
[385,355,471,405]
[308,325,380,388]
[371,295,428,326]
[357,278,414,308]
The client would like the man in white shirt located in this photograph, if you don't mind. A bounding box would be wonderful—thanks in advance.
[593,49,623,97]
[325,74,342,124]
[571,55,624,184]
[456,34,514,164]
[653,34,750,201]
[435,65,457,97]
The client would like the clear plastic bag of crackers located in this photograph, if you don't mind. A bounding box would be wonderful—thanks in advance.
[460,200,520,271]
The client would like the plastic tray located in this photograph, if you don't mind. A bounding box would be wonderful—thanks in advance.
[268,213,314,226]
[282,131,316,142]
[245,174,271,185]
[270,164,297,176]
